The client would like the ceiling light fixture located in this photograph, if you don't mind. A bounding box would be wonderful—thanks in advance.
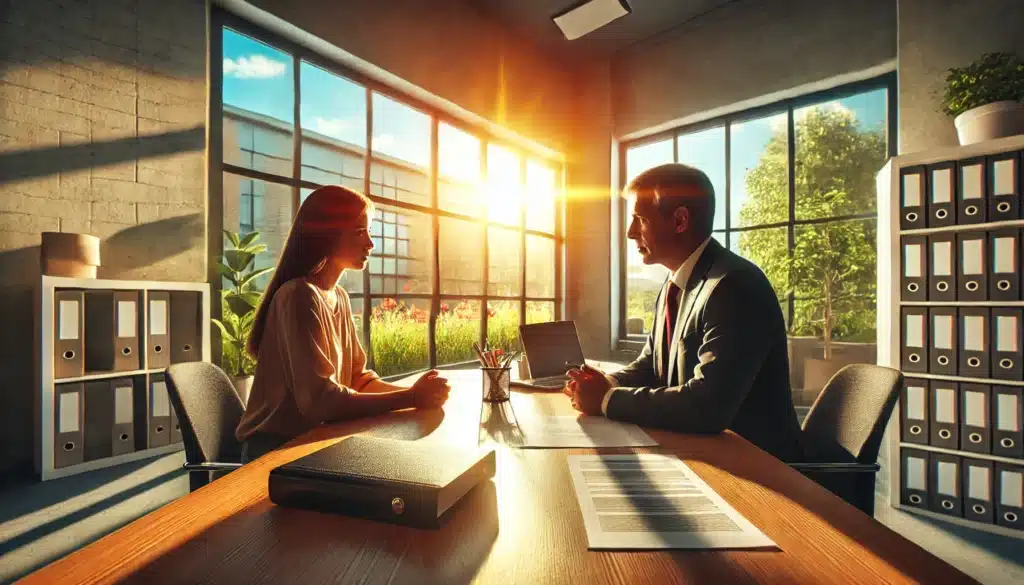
[552,0,632,41]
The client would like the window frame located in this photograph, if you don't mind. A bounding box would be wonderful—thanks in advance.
[616,73,898,343]
[211,8,565,380]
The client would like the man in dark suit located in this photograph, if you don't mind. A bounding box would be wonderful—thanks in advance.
[566,163,804,462]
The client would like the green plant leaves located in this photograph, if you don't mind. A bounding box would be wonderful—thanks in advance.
[941,52,1024,117]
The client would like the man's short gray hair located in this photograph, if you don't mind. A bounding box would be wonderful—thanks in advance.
[626,163,715,236]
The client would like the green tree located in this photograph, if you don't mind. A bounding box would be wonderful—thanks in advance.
[738,107,885,358]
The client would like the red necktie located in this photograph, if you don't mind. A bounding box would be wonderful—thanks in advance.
[663,281,681,367]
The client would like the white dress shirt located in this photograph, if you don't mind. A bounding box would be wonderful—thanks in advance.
[601,236,713,415]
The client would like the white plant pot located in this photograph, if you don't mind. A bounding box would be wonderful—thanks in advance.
[232,375,253,405]
[953,101,1024,145]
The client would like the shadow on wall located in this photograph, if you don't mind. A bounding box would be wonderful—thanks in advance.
[0,216,204,480]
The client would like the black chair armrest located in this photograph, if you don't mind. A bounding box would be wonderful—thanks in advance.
[788,462,880,473]
[183,462,243,473]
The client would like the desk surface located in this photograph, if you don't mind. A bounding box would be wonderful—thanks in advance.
[19,368,978,585]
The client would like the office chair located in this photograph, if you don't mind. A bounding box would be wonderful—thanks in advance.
[164,362,245,491]
[790,363,903,517]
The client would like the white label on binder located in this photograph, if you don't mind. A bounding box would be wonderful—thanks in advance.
[114,383,133,424]
[1001,471,1023,507]
[117,301,136,338]
[907,385,926,420]
[58,300,78,340]
[905,244,922,278]
[903,174,922,206]
[962,239,984,275]
[962,164,983,199]
[151,380,169,417]
[907,456,926,491]
[994,159,1016,195]
[58,391,79,433]
[998,394,1020,432]
[997,315,1018,352]
[906,314,924,348]
[969,466,990,500]
[934,241,952,276]
[936,387,956,424]
[934,315,953,350]
[995,237,1016,274]
[964,316,985,351]
[965,391,987,427]
[932,168,952,203]
[938,461,958,496]
[149,300,167,336]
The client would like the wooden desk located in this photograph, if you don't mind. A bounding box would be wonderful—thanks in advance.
[18,369,978,585]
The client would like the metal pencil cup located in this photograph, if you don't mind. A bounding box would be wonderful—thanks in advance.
[481,367,511,403]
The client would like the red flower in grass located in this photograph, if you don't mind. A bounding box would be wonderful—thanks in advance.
[487,307,496,318]
[440,303,450,314]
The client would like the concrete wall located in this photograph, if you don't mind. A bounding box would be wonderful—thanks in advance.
[898,0,1024,153]
[612,0,897,138]
[0,0,208,476]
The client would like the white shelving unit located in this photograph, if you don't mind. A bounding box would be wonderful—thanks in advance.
[35,275,211,481]
[878,134,1024,538]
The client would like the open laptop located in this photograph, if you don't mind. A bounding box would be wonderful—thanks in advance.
[515,320,587,389]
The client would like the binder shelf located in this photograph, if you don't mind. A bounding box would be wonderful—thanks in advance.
[36,275,211,481]
[879,134,1024,538]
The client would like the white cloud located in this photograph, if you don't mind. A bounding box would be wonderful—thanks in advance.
[314,117,353,137]
[223,55,286,79]
[372,133,395,151]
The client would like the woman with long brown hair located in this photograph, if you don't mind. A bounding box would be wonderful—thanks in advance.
[235,185,450,461]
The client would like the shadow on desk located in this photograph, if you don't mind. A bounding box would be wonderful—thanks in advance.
[114,480,499,585]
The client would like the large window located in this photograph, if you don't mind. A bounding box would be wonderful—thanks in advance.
[619,76,895,357]
[216,16,563,379]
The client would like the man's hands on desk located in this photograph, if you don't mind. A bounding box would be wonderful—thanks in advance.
[564,364,616,416]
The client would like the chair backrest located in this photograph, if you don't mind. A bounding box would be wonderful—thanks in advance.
[801,364,904,464]
[165,362,245,465]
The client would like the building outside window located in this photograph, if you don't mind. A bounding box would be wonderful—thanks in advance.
[216,16,562,378]
[619,75,896,404]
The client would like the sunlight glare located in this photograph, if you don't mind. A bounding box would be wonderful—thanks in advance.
[487,144,521,225]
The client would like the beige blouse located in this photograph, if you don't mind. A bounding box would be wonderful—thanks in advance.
[236,278,379,442]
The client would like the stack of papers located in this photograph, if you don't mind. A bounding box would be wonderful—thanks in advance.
[517,415,657,448]
[568,454,775,550]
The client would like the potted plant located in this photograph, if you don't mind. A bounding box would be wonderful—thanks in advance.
[941,51,1024,145]
[211,229,272,403]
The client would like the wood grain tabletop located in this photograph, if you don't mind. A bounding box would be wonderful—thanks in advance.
[17,368,980,585]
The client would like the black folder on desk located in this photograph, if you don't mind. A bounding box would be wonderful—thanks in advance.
[269,436,495,528]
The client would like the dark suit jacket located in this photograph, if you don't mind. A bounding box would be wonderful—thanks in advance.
[608,238,805,462]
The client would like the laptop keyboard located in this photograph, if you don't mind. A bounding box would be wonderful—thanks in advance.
[524,375,569,388]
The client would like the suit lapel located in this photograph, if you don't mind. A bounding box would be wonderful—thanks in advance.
[666,239,722,385]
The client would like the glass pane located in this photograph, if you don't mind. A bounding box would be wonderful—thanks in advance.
[440,217,484,295]
[370,298,429,377]
[730,112,788,228]
[369,93,430,207]
[625,138,673,185]
[222,172,291,291]
[730,226,789,299]
[437,299,481,366]
[792,219,877,342]
[488,226,521,296]
[439,122,484,217]
[526,301,555,324]
[526,235,555,298]
[369,204,431,294]
[222,28,294,173]
[486,144,522,226]
[487,300,520,352]
[625,191,669,335]
[525,160,557,233]
[795,88,888,220]
[677,126,726,230]
[350,296,366,347]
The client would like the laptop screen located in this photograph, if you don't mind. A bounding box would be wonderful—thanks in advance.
[519,321,586,379]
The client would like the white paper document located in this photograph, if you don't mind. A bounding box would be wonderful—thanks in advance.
[517,415,657,448]
[567,454,776,550]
